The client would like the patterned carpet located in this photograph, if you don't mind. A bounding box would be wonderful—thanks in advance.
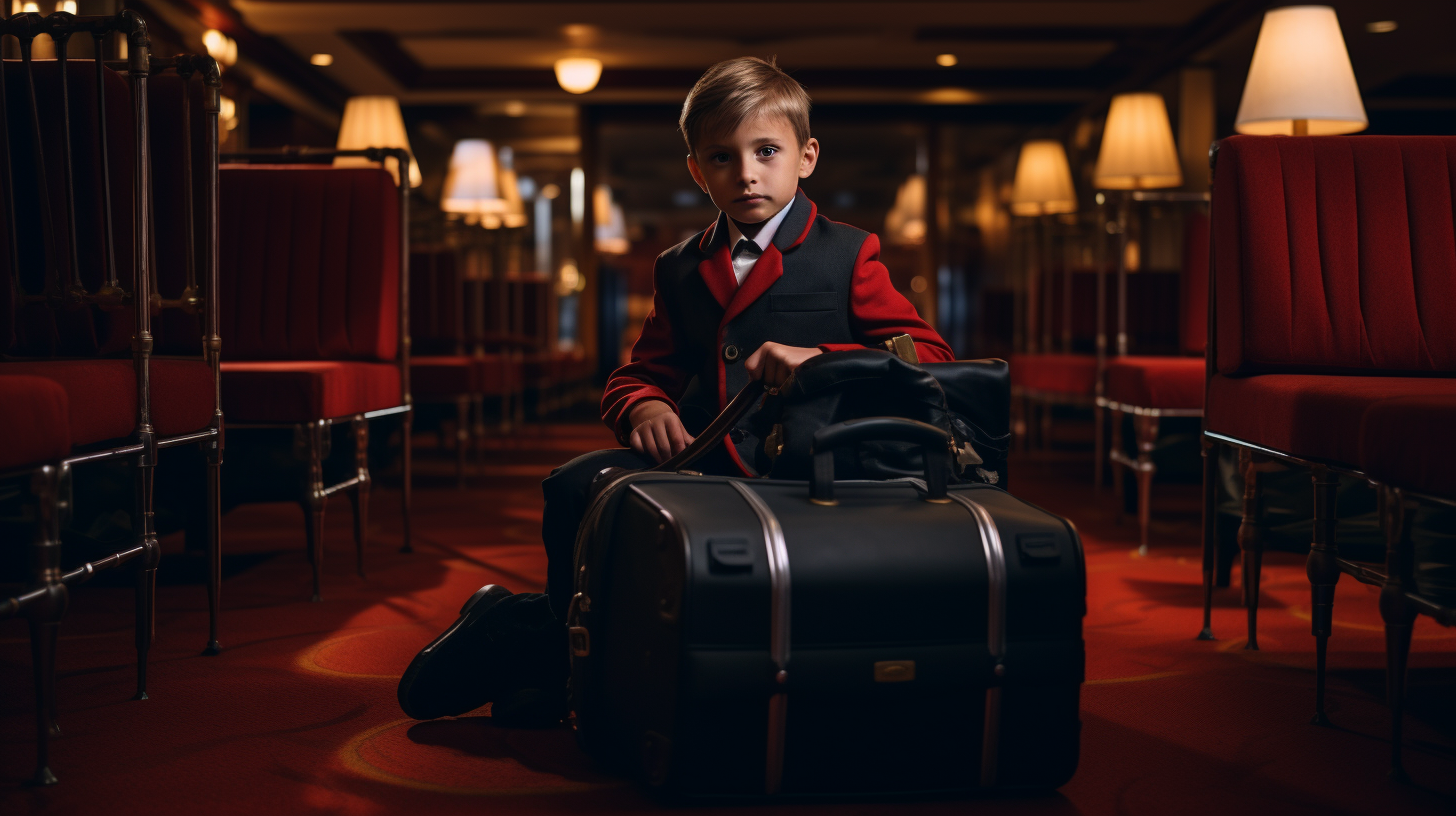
[2,421,1453,815]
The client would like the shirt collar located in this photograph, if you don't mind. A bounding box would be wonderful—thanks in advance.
[725,196,795,255]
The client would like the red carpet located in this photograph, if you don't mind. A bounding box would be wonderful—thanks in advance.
[2,423,1454,815]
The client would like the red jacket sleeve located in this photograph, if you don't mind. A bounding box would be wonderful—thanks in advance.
[818,232,955,363]
[600,258,694,445]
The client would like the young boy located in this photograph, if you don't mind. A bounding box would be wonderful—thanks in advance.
[398,56,954,726]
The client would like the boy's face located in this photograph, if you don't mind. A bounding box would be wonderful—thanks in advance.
[687,113,819,226]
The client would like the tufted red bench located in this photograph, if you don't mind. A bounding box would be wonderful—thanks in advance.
[218,161,411,600]
[1200,135,1456,778]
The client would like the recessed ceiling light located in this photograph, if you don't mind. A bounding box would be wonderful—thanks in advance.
[310,53,334,66]
[1366,20,1398,33]
[936,53,958,67]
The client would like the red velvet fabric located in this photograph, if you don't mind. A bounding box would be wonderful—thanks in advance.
[1009,352,1098,396]
[0,375,71,470]
[1212,136,1456,376]
[411,356,477,399]
[1358,396,1456,498]
[409,250,464,357]
[1206,373,1456,467]
[219,166,400,362]
[0,359,213,445]
[1104,356,1205,410]
[475,354,523,396]
[220,362,402,423]
[1179,211,1210,356]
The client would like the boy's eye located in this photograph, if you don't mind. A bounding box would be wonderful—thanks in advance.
[711,152,730,164]
[758,146,777,158]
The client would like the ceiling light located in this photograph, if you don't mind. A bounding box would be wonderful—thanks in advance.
[555,57,603,94]
[310,53,333,66]
[1365,20,1397,33]
[935,53,957,67]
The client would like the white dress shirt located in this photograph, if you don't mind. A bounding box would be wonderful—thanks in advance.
[724,197,794,286]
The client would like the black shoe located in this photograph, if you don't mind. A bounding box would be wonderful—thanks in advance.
[398,584,514,720]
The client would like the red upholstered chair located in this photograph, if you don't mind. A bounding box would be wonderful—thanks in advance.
[218,152,412,601]
[410,241,477,485]
[0,12,223,785]
[1101,210,1209,553]
[1199,135,1456,776]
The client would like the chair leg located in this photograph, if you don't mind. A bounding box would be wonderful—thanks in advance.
[400,409,414,554]
[1236,448,1264,650]
[26,465,67,786]
[1379,487,1418,783]
[202,444,222,656]
[1111,408,1126,523]
[348,415,371,578]
[1093,401,1105,490]
[1307,467,1340,725]
[133,461,160,700]
[454,396,470,489]
[1198,435,1218,640]
[1134,414,1159,556]
[299,421,328,602]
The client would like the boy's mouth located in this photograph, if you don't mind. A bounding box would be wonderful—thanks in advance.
[734,193,769,204]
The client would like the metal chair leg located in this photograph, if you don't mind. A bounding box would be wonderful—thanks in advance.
[298,420,328,601]
[1198,435,1218,640]
[1236,448,1264,650]
[202,447,222,656]
[400,409,414,554]
[1134,414,1158,556]
[1379,487,1418,782]
[348,415,370,578]
[25,465,67,786]
[133,458,160,700]
[1308,466,1340,725]
[1111,408,1126,523]
[454,396,469,489]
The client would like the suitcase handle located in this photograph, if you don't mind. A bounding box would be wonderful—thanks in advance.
[809,417,952,505]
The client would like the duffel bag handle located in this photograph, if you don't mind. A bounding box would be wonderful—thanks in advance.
[809,417,952,505]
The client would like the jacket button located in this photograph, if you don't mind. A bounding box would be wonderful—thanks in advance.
[723,344,740,363]
[729,428,746,443]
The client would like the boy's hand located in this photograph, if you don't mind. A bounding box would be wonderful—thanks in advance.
[744,342,822,390]
[629,400,695,464]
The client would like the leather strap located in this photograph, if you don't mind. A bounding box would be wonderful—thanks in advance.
[650,380,766,472]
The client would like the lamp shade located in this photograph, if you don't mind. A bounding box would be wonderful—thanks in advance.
[1010,140,1077,216]
[1094,93,1182,190]
[1235,5,1366,135]
[594,184,628,254]
[555,58,603,94]
[441,139,507,217]
[334,95,422,187]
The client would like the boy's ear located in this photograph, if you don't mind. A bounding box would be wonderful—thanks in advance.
[685,154,710,194]
[798,137,820,180]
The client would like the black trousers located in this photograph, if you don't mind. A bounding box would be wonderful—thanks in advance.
[540,442,738,619]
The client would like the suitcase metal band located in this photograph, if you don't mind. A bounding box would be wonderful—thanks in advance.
[945,491,1009,788]
[729,481,792,795]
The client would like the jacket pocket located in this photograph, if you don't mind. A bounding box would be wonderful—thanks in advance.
[770,291,839,312]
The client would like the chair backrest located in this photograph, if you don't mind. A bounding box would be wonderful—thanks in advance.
[218,165,400,362]
[409,242,464,357]
[1211,135,1456,376]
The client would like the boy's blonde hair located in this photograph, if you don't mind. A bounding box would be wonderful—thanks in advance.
[679,57,811,154]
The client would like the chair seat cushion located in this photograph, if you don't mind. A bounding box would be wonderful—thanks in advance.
[1104,356,1205,410]
[0,359,214,445]
[1207,373,1456,468]
[221,361,401,423]
[1359,396,1456,498]
[1009,353,1097,396]
[411,356,477,399]
[0,375,71,470]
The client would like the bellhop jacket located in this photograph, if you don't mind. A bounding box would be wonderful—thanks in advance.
[601,190,955,475]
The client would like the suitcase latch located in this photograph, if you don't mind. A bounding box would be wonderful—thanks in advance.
[569,626,591,657]
[873,660,916,683]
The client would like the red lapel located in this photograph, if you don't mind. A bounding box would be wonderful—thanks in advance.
[721,243,782,326]
[697,243,736,310]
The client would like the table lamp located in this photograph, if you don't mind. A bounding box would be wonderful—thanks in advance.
[441,139,507,224]
[1235,5,1366,136]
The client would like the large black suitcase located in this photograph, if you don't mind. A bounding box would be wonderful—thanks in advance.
[568,418,1084,798]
